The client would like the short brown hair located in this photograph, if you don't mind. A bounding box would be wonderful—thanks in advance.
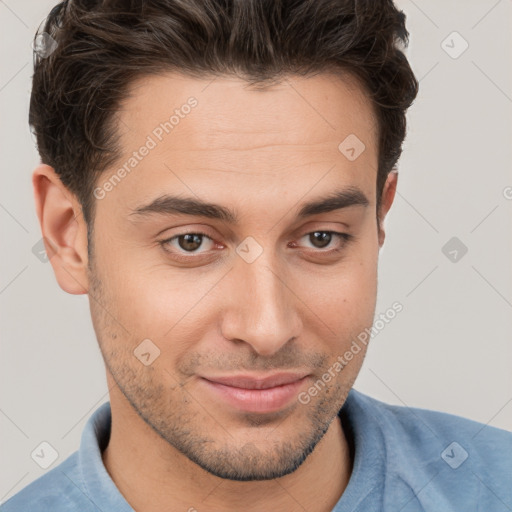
[30,0,418,237]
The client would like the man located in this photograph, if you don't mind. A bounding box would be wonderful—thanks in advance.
[2,0,511,511]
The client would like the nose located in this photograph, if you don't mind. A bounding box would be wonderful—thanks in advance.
[220,254,302,357]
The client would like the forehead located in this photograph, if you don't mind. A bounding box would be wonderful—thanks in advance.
[119,70,377,146]
[105,71,378,213]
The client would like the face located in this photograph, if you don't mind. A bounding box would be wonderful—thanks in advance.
[85,71,388,481]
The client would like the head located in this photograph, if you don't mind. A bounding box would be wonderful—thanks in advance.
[31,0,418,481]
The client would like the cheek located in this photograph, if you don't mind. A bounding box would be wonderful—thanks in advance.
[293,241,379,332]
[99,252,225,361]
[94,226,378,351]
[95,238,187,324]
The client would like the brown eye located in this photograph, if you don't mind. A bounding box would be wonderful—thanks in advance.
[297,231,352,252]
[178,233,204,252]
[160,232,216,255]
[309,231,333,249]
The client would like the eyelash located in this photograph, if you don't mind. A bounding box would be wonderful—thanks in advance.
[158,230,353,261]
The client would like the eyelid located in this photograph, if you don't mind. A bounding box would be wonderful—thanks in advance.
[295,230,352,250]
[159,229,218,249]
[159,228,352,261]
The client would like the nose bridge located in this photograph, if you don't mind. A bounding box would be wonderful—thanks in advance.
[221,250,301,356]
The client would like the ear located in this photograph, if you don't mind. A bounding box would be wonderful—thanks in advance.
[32,164,90,294]
[377,170,398,248]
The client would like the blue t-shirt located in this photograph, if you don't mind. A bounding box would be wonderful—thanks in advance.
[2,389,511,511]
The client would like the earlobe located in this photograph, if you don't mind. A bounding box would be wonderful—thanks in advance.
[377,170,398,248]
[32,164,90,295]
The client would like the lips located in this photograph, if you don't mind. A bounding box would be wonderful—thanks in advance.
[199,372,311,413]
[202,372,310,390]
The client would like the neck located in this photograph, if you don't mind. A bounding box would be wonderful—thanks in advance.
[102,388,352,512]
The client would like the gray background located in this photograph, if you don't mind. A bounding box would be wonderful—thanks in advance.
[1,0,511,502]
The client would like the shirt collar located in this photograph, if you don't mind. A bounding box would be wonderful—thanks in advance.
[78,401,134,511]
[76,389,384,511]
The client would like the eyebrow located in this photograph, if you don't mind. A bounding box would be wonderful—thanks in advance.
[129,186,369,223]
